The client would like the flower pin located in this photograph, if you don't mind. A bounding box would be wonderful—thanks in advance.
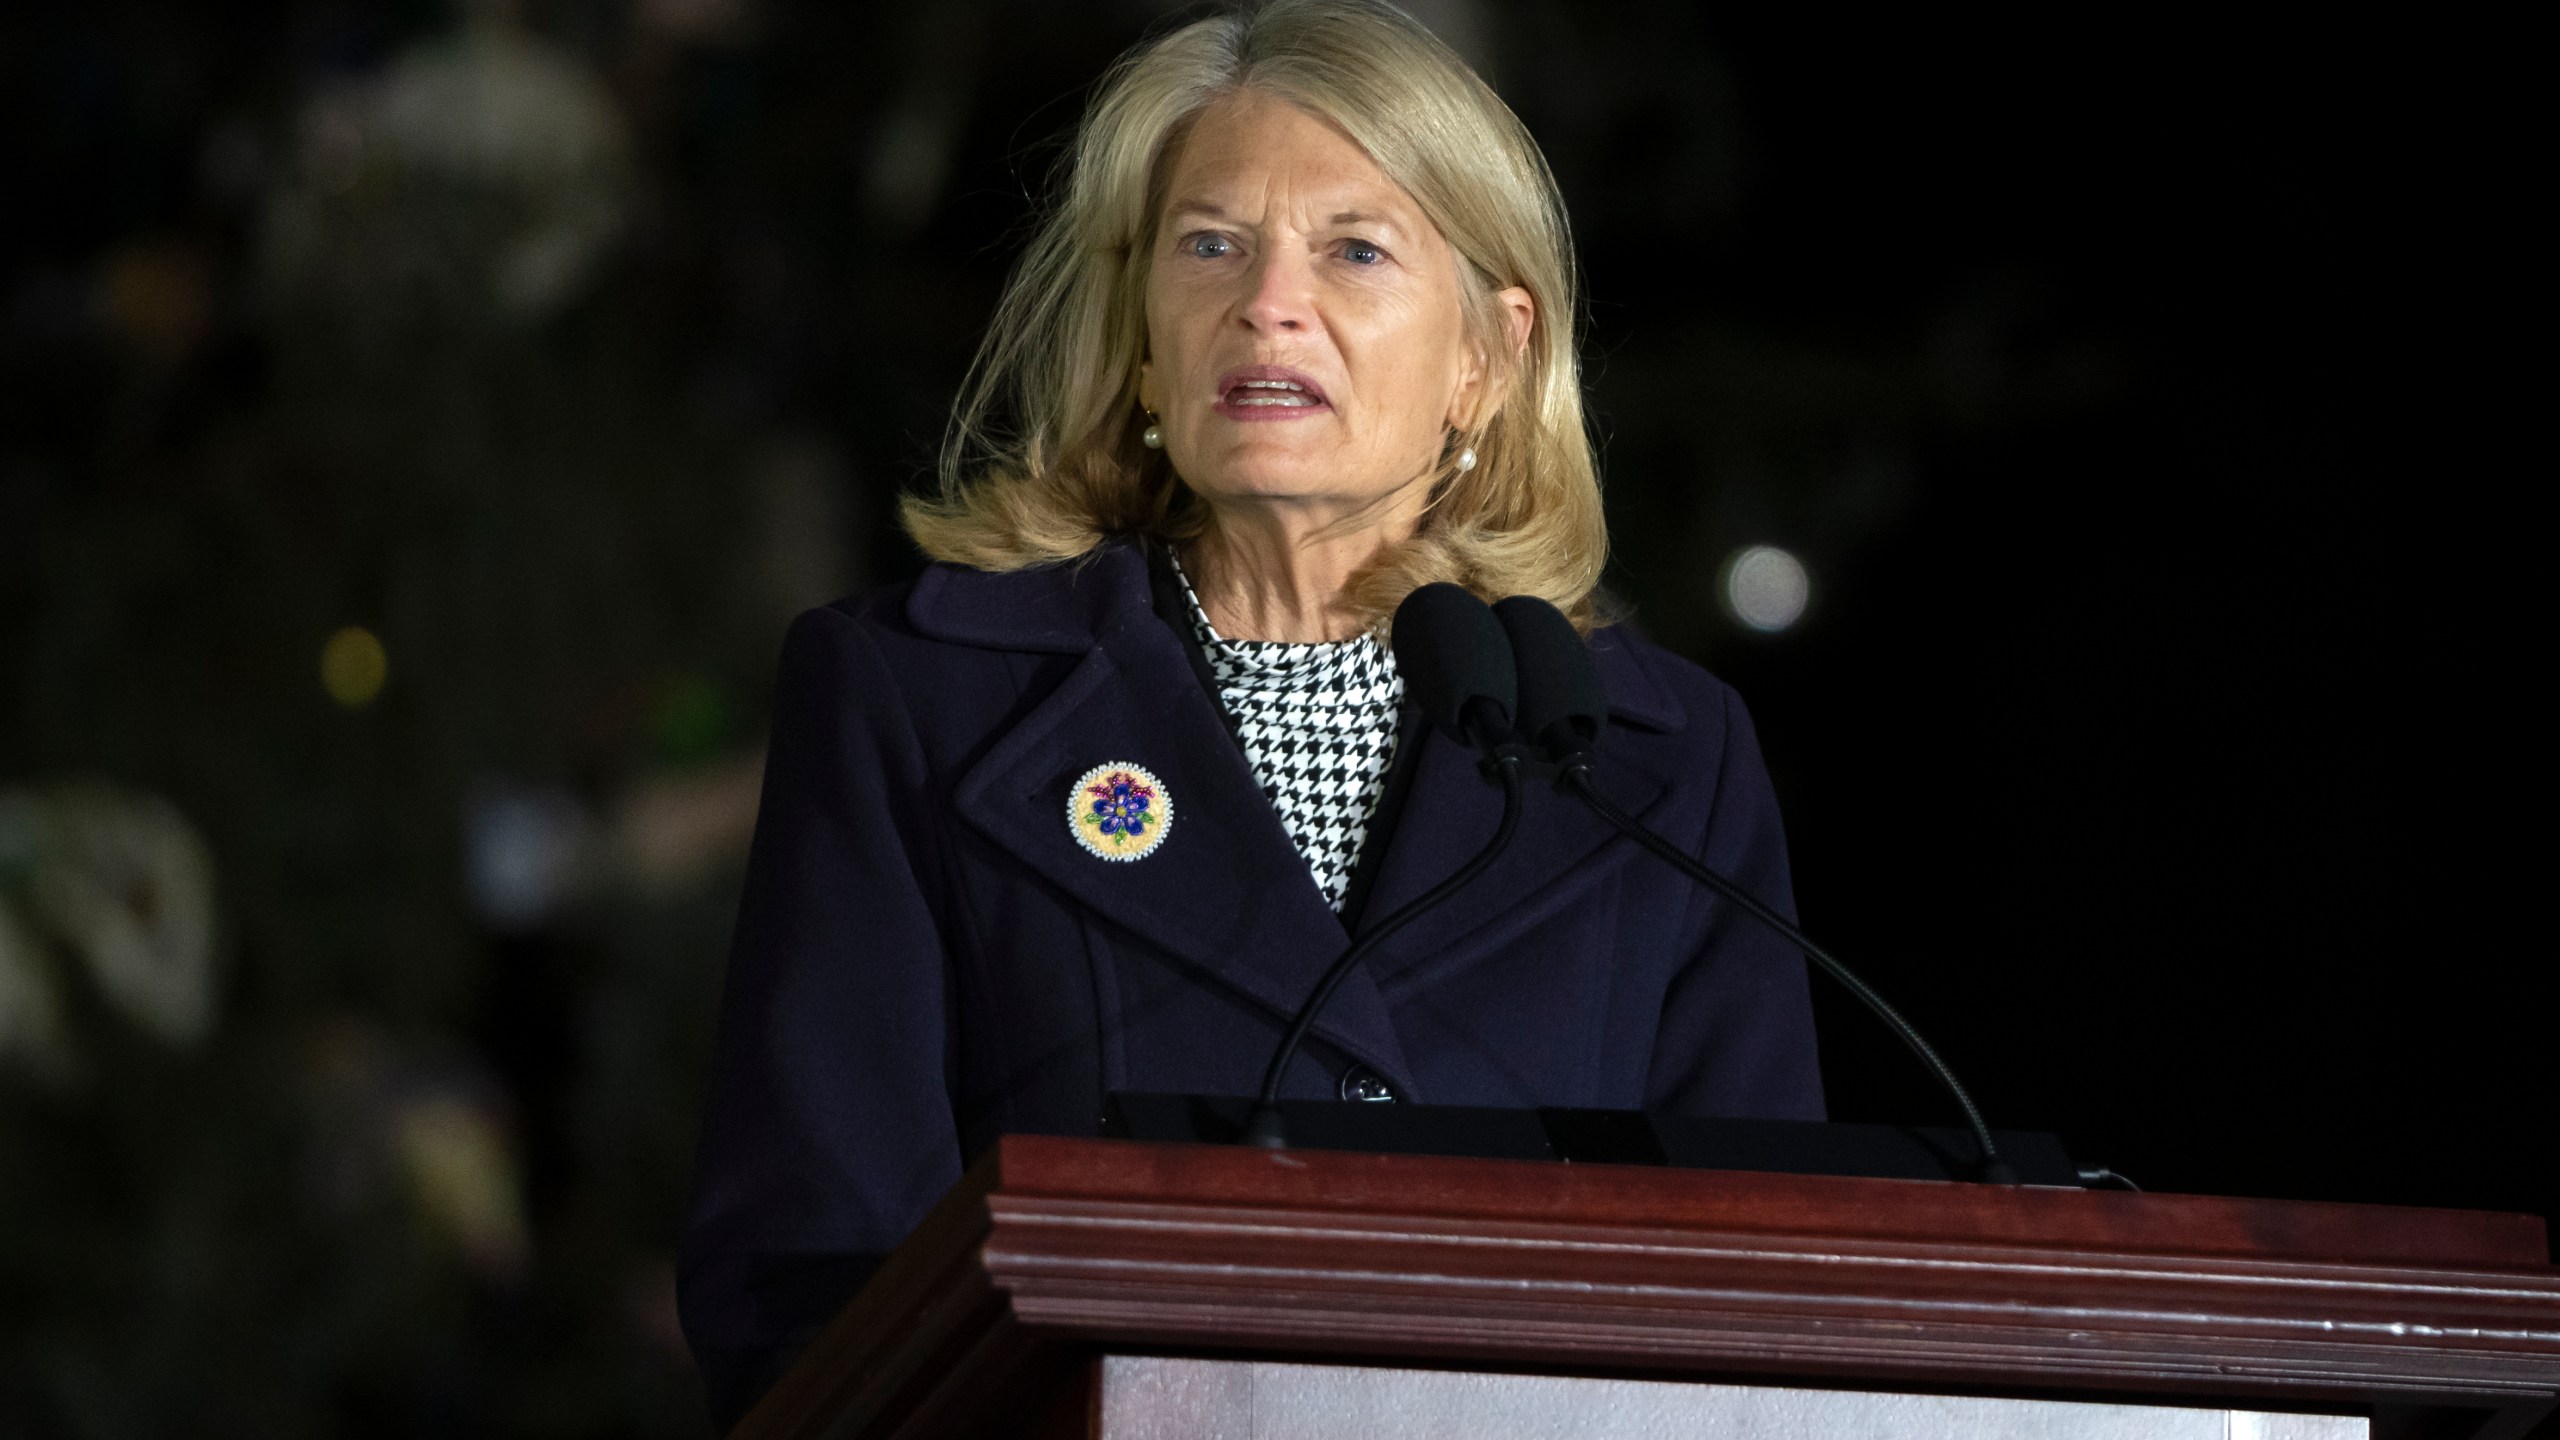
[1068,761,1172,862]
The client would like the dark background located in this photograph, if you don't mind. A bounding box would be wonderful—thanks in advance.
[1,1,2542,1435]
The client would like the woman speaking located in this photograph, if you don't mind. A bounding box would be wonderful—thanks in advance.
[679,1,1822,1424]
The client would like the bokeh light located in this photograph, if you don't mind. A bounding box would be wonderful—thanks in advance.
[320,626,388,708]
[1719,545,1812,633]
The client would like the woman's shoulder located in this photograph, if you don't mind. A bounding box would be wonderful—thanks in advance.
[765,544,1156,754]
[1579,621,1783,824]
[1585,619,1755,747]
[805,541,1151,654]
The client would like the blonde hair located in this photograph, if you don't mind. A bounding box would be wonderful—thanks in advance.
[901,0,1607,629]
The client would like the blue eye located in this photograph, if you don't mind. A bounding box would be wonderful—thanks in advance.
[1343,240,1383,265]
[1186,233,1231,259]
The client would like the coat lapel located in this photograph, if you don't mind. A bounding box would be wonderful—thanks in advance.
[1351,628,1693,992]
[927,546,1417,1090]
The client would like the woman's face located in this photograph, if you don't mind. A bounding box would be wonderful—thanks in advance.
[1139,91,1526,523]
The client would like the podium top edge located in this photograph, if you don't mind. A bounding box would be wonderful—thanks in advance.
[984,1133,2553,1272]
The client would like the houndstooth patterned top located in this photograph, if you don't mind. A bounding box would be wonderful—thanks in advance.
[1171,555,1405,912]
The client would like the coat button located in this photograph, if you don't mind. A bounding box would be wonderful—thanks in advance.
[1338,1065,1399,1103]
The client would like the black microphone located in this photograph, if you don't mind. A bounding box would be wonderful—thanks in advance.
[1496,596,2019,1185]
[1394,581,1520,750]
[1493,596,1606,763]
[1240,584,1528,1149]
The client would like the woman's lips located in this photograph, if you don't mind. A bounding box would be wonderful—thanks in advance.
[1212,365,1331,422]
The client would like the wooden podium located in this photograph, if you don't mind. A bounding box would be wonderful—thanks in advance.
[731,1136,2560,1440]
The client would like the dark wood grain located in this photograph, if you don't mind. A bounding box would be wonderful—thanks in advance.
[992,1136,2552,1268]
[735,1136,2560,1440]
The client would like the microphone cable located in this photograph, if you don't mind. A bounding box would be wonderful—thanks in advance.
[1242,746,1521,1148]
[1561,765,2016,1184]
[1492,590,2016,1184]
[1243,583,1530,1150]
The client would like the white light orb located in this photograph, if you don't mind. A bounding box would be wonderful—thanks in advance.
[1721,544,1811,633]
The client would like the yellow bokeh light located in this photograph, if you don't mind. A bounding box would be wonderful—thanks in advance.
[321,626,388,708]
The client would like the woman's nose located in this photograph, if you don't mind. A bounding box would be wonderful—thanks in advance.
[1236,248,1316,334]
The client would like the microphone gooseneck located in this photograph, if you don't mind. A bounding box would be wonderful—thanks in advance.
[1500,596,2018,1185]
[1242,757,1521,1147]
[1242,585,1526,1150]
[1561,768,2014,1184]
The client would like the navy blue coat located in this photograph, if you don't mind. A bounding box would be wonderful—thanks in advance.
[677,539,1823,1425]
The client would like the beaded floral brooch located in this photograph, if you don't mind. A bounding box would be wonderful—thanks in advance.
[1068,762,1172,862]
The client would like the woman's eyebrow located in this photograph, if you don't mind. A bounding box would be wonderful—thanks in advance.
[1162,200,1410,236]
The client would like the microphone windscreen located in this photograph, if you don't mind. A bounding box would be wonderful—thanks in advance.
[1392,583,1516,738]
[1494,595,1606,757]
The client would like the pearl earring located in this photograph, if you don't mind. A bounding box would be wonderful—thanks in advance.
[1141,419,1164,450]
[1455,446,1477,474]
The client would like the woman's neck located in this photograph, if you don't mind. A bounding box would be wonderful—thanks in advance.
[1182,499,1417,643]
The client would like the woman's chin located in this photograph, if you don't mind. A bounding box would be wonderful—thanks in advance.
[1186,462,1398,510]
[1182,436,1421,507]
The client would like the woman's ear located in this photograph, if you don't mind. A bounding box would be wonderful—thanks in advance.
[1136,360,1155,414]
[1494,285,1535,364]
[1449,285,1537,429]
